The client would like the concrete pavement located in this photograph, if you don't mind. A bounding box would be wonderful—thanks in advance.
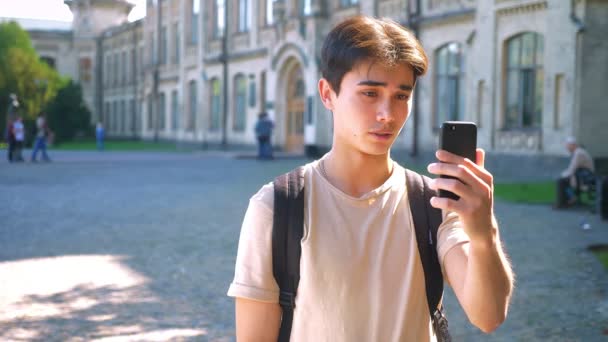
[0,150,607,341]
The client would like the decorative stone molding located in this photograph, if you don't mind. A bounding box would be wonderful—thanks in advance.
[496,1,547,17]
[271,42,309,71]
[496,129,542,152]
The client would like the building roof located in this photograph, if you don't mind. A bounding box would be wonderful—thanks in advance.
[64,0,135,10]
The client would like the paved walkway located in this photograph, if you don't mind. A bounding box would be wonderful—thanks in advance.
[0,151,606,341]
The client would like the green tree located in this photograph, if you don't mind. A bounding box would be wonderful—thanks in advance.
[0,21,63,140]
[46,80,91,144]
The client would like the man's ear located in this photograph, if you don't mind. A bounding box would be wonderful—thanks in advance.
[318,78,336,111]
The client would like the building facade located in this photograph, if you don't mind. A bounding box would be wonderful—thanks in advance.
[14,0,608,159]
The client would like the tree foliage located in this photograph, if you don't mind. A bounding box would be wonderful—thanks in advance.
[0,21,64,140]
[46,80,91,144]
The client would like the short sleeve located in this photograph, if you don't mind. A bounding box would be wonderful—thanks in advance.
[227,183,280,303]
[436,210,470,277]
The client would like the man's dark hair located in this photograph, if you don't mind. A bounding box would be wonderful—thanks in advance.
[320,16,429,95]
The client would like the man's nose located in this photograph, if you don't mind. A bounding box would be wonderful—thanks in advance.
[376,99,395,122]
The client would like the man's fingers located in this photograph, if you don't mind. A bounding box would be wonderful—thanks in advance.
[476,148,485,168]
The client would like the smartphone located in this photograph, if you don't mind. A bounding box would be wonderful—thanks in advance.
[438,121,477,200]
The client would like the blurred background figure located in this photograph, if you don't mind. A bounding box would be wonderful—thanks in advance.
[96,121,105,151]
[255,112,274,160]
[12,116,25,162]
[5,93,19,162]
[555,137,595,208]
[31,112,51,162]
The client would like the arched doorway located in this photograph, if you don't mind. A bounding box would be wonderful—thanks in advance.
[285,64,305,153]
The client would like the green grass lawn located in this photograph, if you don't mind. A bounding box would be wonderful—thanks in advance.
[589,245,608,271]
[594,250,608,270]
[494,181,555,205]
[54,140,181,152]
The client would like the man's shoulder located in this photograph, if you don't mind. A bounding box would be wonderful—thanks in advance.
[253,162,317,210]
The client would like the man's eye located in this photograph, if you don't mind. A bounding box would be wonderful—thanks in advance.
[362,91,377,97]
[397,94,409,101]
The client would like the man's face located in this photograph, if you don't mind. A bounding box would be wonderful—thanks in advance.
[320,60,415,156]
[567,142,576,153]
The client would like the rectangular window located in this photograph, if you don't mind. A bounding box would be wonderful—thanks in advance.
[260,71,266,111]
[113,53,119,85]
[130,99,136,132]
[173,23,180,63]
[340,0,358,7]
[554,74,563,130]
[160,26,167,64]
[121,100,126,133]
[234,76,247,131]
[210,79,221,131]
[266,0,274,25]
[121,51,127,84]
[104,102,110,127]
[113,101,118,132]
[188,81,197,131]
[171,90,179,131]
[149,33,155,64]
[192,0,199,43]
[147,95,154,130]
[299,0,312,16]
[159,93,166,130]
[434,43,464,128]
[476,80,484,128]
[215,0,225,38]
[249,78,256,108]
[79,57,91,83]
[238,0,250,32]
[105,55,110,86]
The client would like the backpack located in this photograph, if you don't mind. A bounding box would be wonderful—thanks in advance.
[272,167,451,342]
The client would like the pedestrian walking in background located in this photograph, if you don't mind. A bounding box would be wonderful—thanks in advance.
[5,117,15,162]
[11,116,25,162]
[5,93,19,162]
[254,112,274,160]
[31,112,51,162]
[96,122,105,151]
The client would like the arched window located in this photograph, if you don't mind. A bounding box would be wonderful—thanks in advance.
[209,78,221,131]
[434,42,465,127]
[233,75,247,131]
[504,32,544,129]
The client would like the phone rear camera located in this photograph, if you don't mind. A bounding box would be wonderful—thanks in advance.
[450,125,456,131]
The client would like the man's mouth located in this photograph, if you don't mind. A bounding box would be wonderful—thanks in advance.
[370,132,393,140]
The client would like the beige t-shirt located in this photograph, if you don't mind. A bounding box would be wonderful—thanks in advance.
[228,159,470,341]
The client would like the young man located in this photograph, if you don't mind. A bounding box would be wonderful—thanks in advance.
[228,16,513,341]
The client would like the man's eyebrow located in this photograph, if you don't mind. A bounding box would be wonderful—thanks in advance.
[357,80,413,91]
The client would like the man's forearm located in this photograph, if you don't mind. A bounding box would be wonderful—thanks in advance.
[461,228,514,333]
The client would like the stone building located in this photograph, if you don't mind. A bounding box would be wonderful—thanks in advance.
[7,0,608,162]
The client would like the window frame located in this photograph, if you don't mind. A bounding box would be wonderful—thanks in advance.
[233,74,247,132]
[503,32,544,130]
[434,42,465,129]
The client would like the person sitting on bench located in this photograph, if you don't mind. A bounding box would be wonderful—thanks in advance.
[556,137,595,208]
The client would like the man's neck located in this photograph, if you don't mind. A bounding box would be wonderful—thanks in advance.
[323,146,394,198]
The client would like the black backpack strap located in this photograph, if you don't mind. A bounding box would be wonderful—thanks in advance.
[405,169,451,342]
[272,167,305,342]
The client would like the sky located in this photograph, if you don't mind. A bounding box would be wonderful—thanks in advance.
[0,0,145,22]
